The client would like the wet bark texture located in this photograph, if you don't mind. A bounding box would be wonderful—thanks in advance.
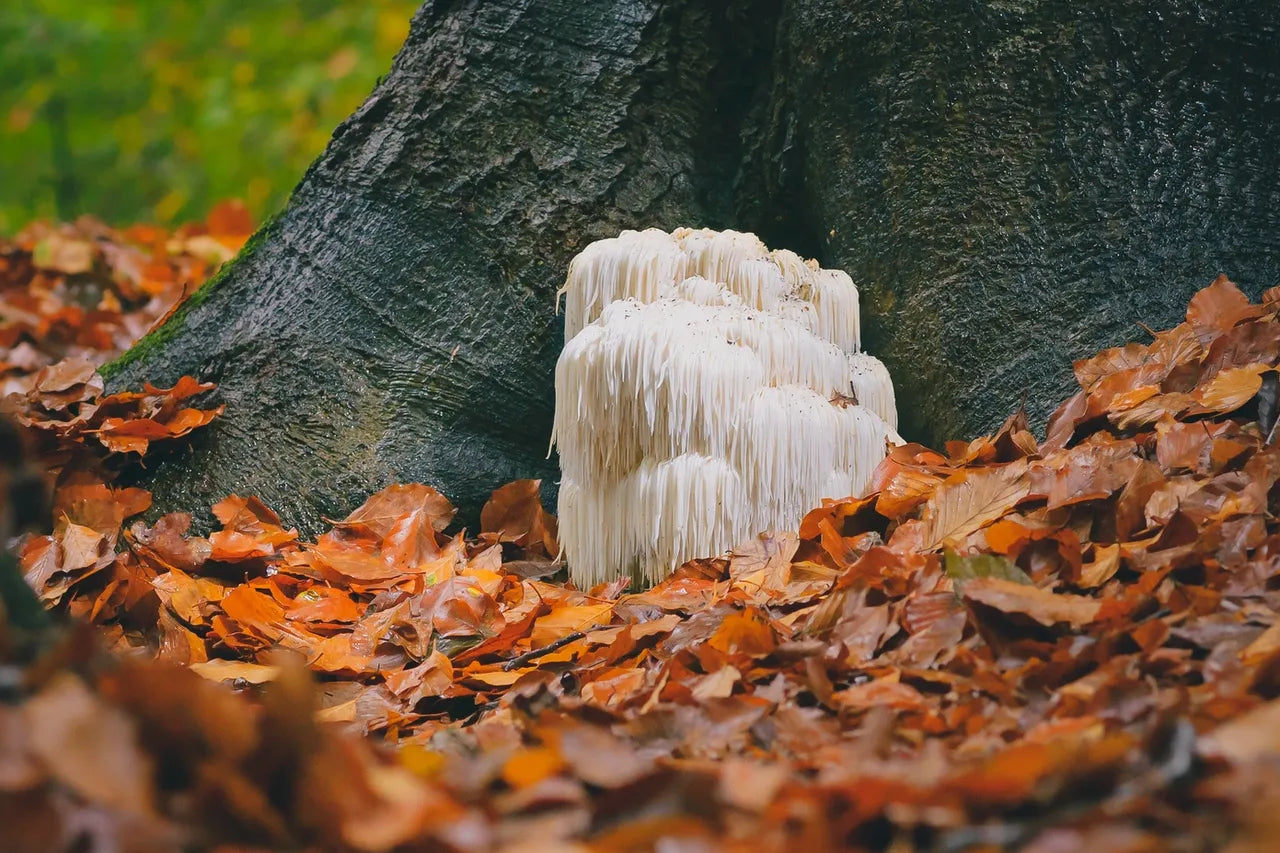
[758,0,1280,442]
[107,0,778,532]
[109,0,1280,533]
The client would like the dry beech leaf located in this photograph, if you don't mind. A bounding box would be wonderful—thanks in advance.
[963,577,1102,628]
[13,240,1280,851]
[480,478,558,554]
[1202,699,1280,762]
[335,483,456,537]
[24,675,155,816]
[1078,544,1122,588]
[531,603,613,646]
[918,461,1030,551]
[189,660,281,684]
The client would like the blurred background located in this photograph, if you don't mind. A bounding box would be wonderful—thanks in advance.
[0,0,420,233]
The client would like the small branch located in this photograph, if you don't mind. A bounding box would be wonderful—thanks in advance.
[502,630,585,671]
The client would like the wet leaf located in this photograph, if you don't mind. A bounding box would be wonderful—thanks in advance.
[335,483,456,537]
[963,577,1102,628]
[1187,275,1262,344]
[1192,362,1268,414]
[918,461,1030,550]
[944,550,1033,593]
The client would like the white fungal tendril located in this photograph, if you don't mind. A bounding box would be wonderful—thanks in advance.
[553,228,898,587]
[848,351,898,430]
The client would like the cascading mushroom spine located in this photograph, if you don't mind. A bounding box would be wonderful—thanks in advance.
[553,227,899,587]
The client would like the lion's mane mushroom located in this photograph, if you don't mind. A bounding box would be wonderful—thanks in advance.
[554,228,898,587]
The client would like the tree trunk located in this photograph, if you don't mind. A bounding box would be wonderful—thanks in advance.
[106,0,780,532]
[108,0,1280,532]
[750,0,1280,442]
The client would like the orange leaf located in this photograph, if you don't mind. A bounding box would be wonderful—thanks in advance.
[1192,362,1268,414]
[286,586,364,624]
[706,608,777,658]
[1078,544,1121,589]
[501,747,565,789]
[917,461,1030,551]
[531,602,613,646]
[1187,274,1261,344]
[336,483,456,538]
[963,577,1102,627]
[834,678,927,712]
[384,650,453,703]
[218,585,288,642]
[581,666,649,707]
[480,479,554,548]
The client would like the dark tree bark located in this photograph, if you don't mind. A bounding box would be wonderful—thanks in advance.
[106,0,780,532]
[108,0,1280,532]
[749,0,1280,442]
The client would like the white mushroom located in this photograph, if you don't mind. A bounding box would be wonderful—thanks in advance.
[553,228,899,587]
[848,352,898,430]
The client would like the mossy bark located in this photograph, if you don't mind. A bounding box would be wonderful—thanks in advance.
[113,0,1280,533]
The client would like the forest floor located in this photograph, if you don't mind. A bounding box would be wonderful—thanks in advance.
[3,211,1280,852]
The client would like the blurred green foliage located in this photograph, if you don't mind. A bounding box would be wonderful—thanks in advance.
[0,0,420,232]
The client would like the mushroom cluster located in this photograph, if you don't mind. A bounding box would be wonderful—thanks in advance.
[554,228,898,587]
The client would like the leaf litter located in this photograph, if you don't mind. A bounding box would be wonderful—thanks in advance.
[5,255,1280,850]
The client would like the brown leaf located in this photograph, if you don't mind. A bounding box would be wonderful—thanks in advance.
[217,585,289,643]
[1038,441,1141,510]
[1187,274,1262,344]
[151,568,226,627]
[129,513,212,572]
[209,495,297,560]
[550,722,655,788]
[188,660,281,684]
[729,531,798,592]
[833,677,928,712]
[582,666,650,707]
[416,575,505,638]
[1073,342,1153,391]
[93,406,223,454]
[285,585,364,624]
[706,608,777,658]
[382,508,446,569]
[531,602,613,646]
[1078,544,1122,589]
[480,479,558,554]
[1202,698,1280,762]
[24,675,154,815]
[963,577,1102,628]
[918,461,1030,551]
[1042,390,1089,452]
[384,650,454,704]
[57,522,109,573]
[336,483,456,538]
[1191,362,1268,414]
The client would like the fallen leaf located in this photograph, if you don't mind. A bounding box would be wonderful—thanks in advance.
[189,660,282,684]
[335,483,456,537]
[1187,275,1262,344]
[918,461,1030,551]
[24,675,154,815]
[963,577,1102,628]
[531,603,613,646]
